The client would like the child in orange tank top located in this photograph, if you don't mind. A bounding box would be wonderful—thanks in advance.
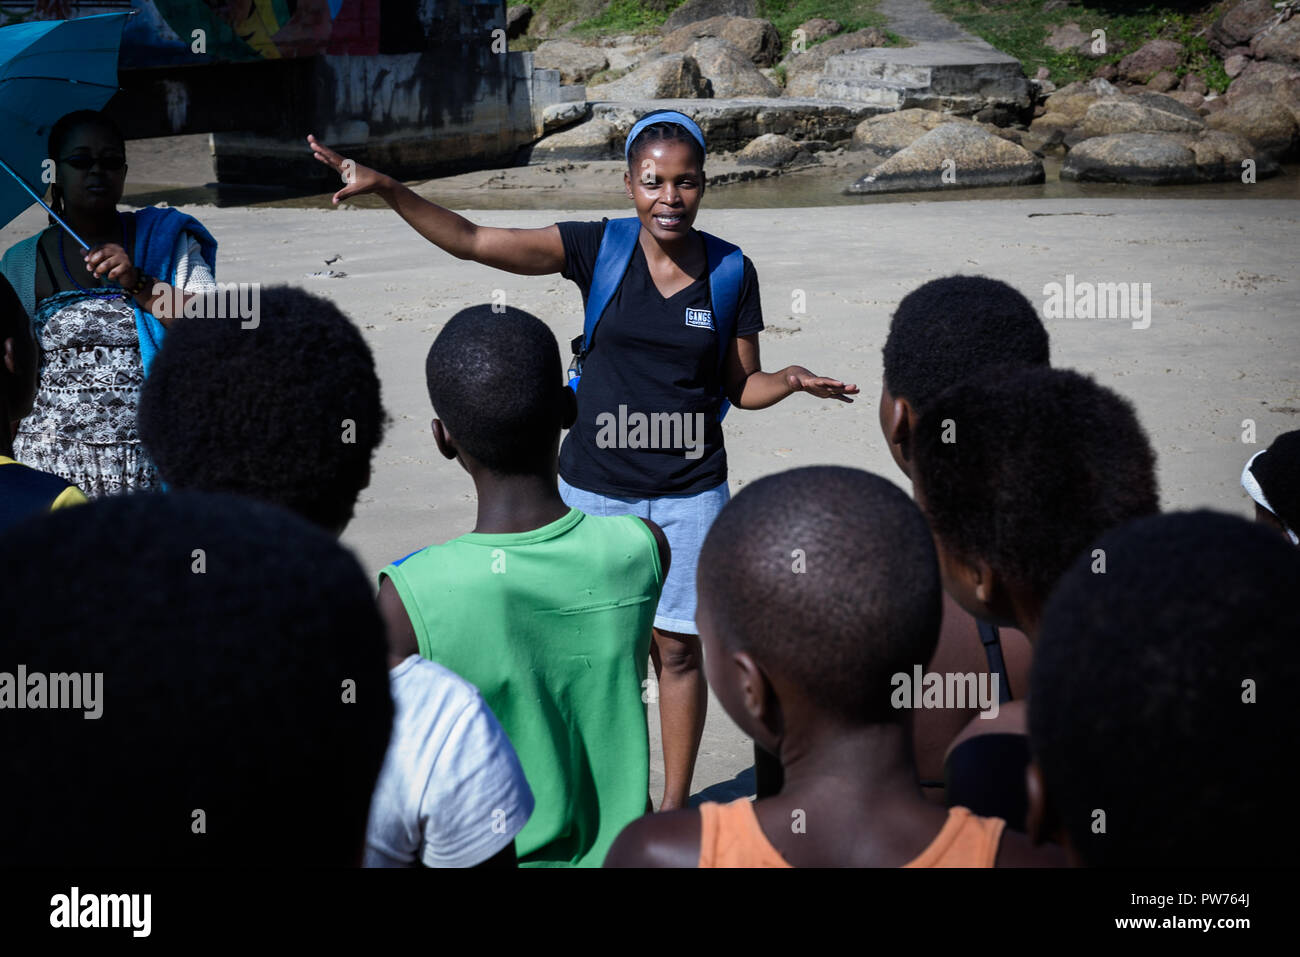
[605,467,1063,868]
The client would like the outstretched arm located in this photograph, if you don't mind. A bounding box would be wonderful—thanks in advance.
[723,334,859,410]
[307,135,566,276]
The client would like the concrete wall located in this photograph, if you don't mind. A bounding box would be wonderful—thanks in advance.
[23,0,565,186]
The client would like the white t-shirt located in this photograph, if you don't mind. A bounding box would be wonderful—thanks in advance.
[364,656,534,868]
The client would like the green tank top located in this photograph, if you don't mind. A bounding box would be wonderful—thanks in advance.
[379,507,663,867]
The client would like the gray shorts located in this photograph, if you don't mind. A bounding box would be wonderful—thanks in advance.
[558,475,731,635]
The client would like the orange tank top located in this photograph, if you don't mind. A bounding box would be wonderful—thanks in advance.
[696,800,1004,868]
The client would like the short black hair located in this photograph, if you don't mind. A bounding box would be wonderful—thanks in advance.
[0,491,393,866]
[1249,430,1300,534]
[425,305,566,475]
[912,366,1159,600]
[138,285,385,532]
[48,109,125,162]
[882,275,1050,413]
[698,466,942,725]
[1031,510,1300,867]
[627,117,705,171]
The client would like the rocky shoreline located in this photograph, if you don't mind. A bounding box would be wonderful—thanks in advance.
[501,0,1299,194]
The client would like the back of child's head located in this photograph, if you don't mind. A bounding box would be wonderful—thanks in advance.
[0,490,392,866]
[882,275,1050,413]
[425,305,566,475]
[1031,510,1300,867]
[138,285,385,533]
[1243,430,1300,541]
[698,466,941,725]
[912,366,1159,602]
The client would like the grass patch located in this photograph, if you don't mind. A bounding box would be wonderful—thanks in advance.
[756,0,892,44]
[575,0,683,34]
[525,0,902,46]
[929,1,1233,91]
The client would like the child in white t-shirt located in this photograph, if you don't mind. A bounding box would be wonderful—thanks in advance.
[365,655,533,868]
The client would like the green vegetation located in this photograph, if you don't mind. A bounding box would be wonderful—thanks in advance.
[510,0,901,46]
[930,1,1233,91]
[756,0,892,44]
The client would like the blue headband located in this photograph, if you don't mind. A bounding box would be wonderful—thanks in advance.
[624,111,707,162]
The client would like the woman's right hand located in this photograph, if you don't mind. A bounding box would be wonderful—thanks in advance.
[307,134,391,204]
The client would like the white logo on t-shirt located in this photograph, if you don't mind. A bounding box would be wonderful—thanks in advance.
[684,308,714,330]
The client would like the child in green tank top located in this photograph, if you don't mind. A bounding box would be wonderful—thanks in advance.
[378,305,670,867]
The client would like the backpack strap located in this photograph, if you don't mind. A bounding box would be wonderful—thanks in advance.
[977,619,1013,704]
[700,230,743,420]
[581,217,641,358]
[572,219,745,422]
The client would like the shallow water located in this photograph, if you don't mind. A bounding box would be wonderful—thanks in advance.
[124,155,1299,211]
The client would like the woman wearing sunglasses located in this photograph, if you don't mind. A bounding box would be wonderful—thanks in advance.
[0,110,217,496]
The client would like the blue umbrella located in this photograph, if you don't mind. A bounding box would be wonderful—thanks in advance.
[0,12,133,251]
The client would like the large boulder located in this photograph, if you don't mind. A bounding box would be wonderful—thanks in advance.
[661,15,782,66]
[851,109,962,156]
[533,40,609,84]
[1252,14,1300,68]
[662,0,757,34]
[586,53,713,100]
[1042,77,1123,122]
[851,109,1021,158]
[1167,129,1280,180]
[1211,0,1276,57]
[530,118,617,161]
[780,28,889,97]
[1117,39,1183,83]
[1227,60,1300,122]
[736,133,812,167]
[1079,92,1205,136]
[1029,78,1123,138]
[846,123,1044,194]
[541,101,589,132]
[1063,129,1280,183]
[687,37,780,96]
[506,5,532,40]
[1061,133,1197,184]
[1207,91,1300,159]
[797,18,841,45]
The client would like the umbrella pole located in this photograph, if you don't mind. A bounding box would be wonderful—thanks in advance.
[0,155,91,252]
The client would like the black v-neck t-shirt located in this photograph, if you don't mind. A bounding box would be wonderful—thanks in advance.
[557,218,764,497]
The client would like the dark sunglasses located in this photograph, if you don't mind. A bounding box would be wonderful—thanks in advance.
[59,155,126,171]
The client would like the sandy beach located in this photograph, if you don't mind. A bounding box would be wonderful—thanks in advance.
[5,195,1296,802]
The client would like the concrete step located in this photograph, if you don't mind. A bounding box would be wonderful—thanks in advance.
[815,42,1030,115]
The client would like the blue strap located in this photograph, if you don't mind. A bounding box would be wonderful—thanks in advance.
[576,218,743,420]
[702,231,742,420]
[582,217,641,355]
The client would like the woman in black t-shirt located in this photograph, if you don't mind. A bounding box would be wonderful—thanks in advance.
[308,111,857,812]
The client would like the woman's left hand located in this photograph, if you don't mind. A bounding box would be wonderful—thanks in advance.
[785,366,859,403]
[84,243,139,289]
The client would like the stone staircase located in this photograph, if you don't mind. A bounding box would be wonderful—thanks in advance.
[816,42,1032,119]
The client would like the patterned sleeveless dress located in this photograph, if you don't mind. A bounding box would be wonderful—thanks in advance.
[13,289,159,496]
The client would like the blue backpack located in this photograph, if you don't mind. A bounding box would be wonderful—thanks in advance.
[567,217,745,420]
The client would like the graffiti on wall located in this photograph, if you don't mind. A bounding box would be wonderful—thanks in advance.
[0,1,383,66]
